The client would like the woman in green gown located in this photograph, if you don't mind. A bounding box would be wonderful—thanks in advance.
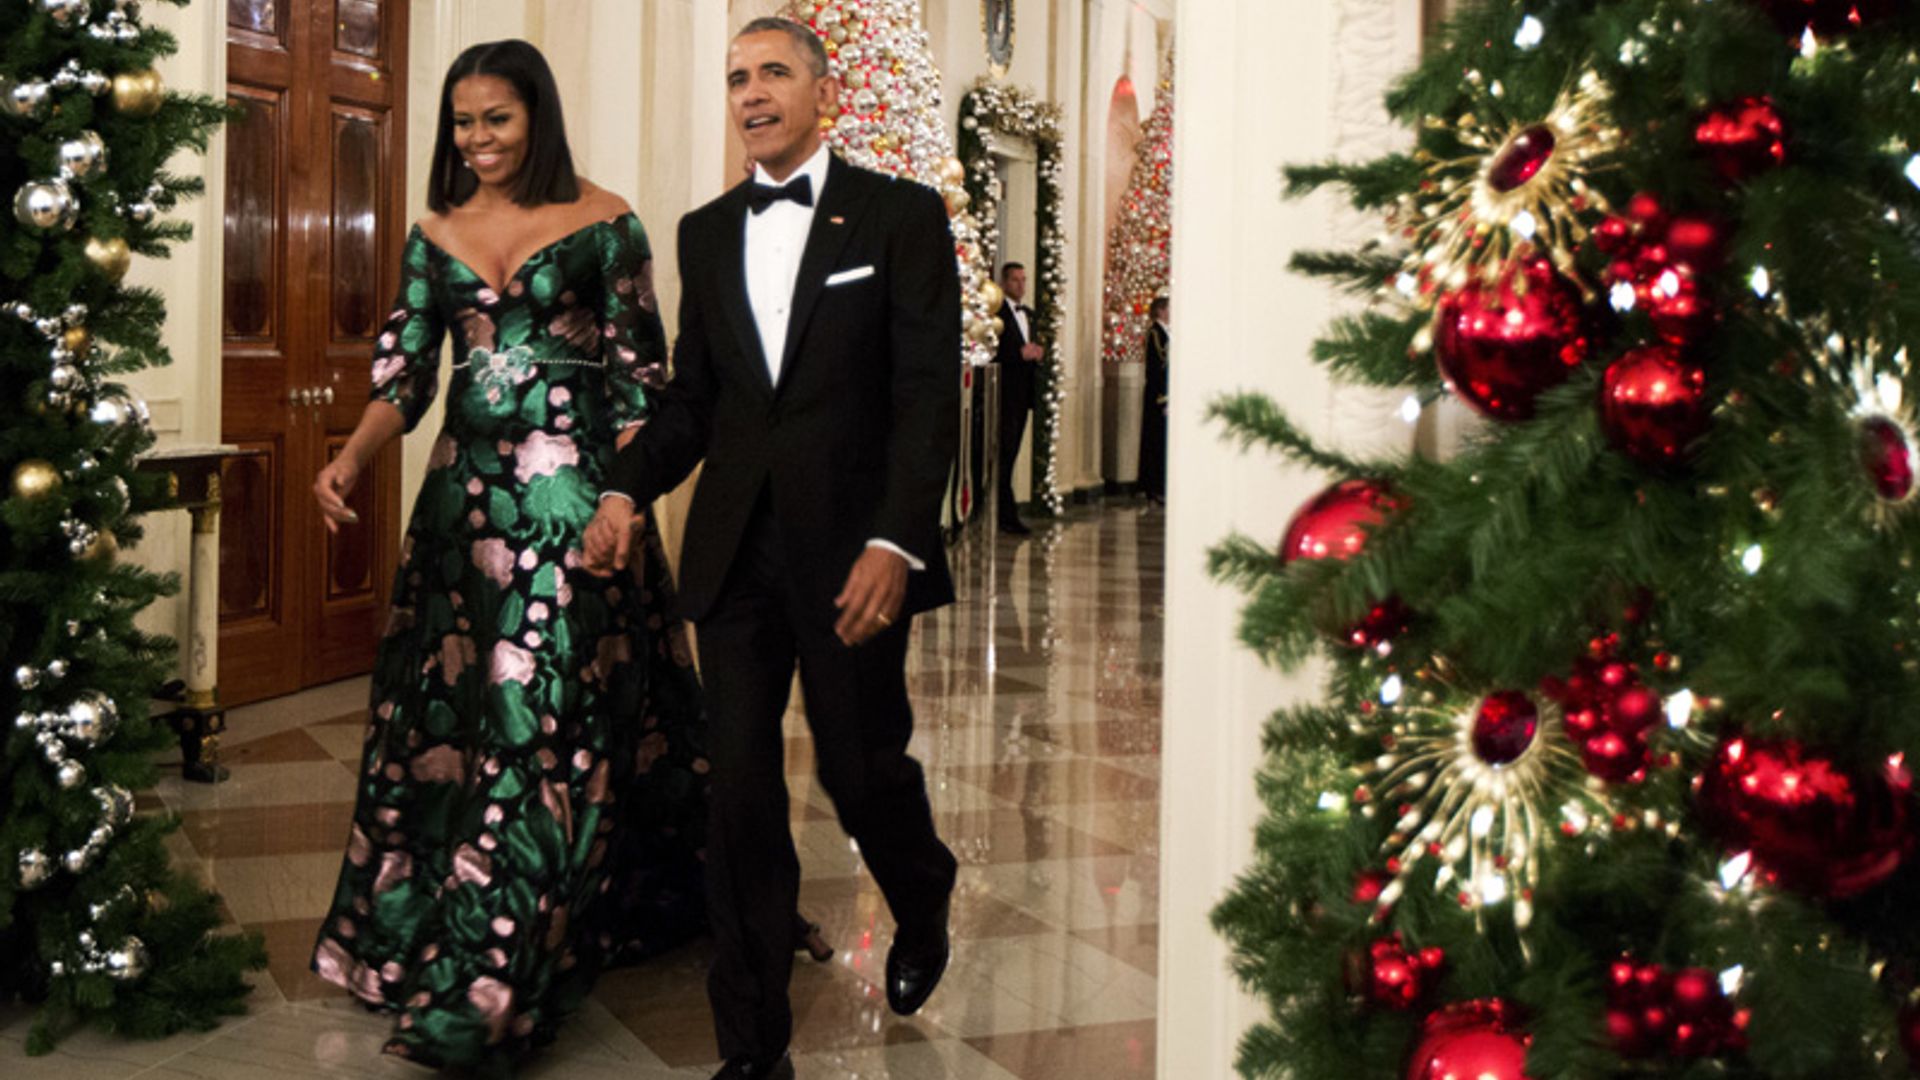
[307,40,761,1074]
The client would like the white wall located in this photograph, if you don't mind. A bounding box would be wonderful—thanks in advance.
[1157,0,1422,1075]
[123,0,225,647]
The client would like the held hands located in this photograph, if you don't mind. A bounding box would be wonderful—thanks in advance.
[312,455,362,534]
[834,546,908,647]
[1021,342,1045,363]
[583,497,643,577]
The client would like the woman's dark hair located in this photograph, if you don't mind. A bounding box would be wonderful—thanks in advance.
[427,39,579,212]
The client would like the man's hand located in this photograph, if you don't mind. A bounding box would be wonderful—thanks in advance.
[1020,342,1044,362]
[584,497,641,576]
[834,546,908,646]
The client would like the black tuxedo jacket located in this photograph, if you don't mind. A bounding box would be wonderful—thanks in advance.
[608,155,961,623]
[992,299,1034,364]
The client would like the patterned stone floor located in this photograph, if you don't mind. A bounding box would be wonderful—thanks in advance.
[0,503,1165,1079]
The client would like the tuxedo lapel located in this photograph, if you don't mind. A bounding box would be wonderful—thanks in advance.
[714,183,774,396]
[776,155,867,390]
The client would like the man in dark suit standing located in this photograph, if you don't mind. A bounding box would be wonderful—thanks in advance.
[583,18,960,1080]
[1137,295,1170,503]
[987,262,1044,534]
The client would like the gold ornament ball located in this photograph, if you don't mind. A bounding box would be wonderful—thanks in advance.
[979,280,1004,311]
[62,326,92,357]
[991,316,1005,337]
[111,68,165,117]
[944,188,970,215]
[10,459,61,501]
[85,236,132,282]
[82,530,118,565]
[939,156,967,185]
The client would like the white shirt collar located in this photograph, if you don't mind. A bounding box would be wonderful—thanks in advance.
[753,142,832,200]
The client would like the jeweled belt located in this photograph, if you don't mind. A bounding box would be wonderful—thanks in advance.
[450,345,606,391]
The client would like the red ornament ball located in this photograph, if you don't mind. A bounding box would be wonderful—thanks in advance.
[1406,999,1532,1080]
[1434,258,1591,421]
[1360,934,1448,1010]
[1543,640,1660,783]
[1279,479,1410,648]
[1750,0,1903,39]
[1605,958,1748,1059]
[1696,735,1913,898]
[1899,1002,1920,1068]
[1471,691,1541,766]
[1600,346,1711,465]
[1695,97,1787,184]
[1598,198,1725,346]
[1859,415,1917,502]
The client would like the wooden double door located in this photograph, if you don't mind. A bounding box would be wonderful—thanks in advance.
[219,0,409,706]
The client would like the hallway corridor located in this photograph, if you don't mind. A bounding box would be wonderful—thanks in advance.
[1,504,1165,1080]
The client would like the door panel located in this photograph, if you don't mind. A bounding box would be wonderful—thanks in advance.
[221,0,406,705]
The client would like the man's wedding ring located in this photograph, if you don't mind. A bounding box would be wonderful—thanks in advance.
[875,613,893,627]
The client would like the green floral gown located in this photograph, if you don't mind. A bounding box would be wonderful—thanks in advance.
[311,213,709,1075]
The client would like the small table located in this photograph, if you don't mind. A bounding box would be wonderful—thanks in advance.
[134,444,257,783]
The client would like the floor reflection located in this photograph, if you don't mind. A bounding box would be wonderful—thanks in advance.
[0,503,1166,1079]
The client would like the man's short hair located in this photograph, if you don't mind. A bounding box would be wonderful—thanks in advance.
[1149,296,1169,318]
[1001,261,1026,278]
[737,17,831,78]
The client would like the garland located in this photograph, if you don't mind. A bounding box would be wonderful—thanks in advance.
[958,77,1067,515]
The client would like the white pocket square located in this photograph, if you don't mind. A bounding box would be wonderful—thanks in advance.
[825,265,875,286]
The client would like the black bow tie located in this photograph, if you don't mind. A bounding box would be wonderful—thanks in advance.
[748,175,814,214]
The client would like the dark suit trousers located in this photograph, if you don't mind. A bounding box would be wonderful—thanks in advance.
[1138,360,1168,499]
[696,491,958,1062]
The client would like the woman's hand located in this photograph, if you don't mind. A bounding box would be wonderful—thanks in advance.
[313,454,363,534]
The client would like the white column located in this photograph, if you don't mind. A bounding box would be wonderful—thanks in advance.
[1158,1,1421,1075]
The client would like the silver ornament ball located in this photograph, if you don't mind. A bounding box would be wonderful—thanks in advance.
[14,179,79,234]
[65,691,119,744]
[57,760,87,789]
[95,783,134,825]
[15,665,41,690]
[1,75,51,119]
[39,0,89,27]
[17,848,53,889]
[105,937,149,981]
[57,131,109,181]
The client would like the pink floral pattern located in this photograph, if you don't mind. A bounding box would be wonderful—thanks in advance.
[320,216,709,1073]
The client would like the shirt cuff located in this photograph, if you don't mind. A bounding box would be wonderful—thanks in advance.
[866,538,925,572]
[598,491,637,507]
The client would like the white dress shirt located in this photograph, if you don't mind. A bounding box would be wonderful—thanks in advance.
[744,145,923,572]
[745,144,832,386]
[1009,303,1031,345]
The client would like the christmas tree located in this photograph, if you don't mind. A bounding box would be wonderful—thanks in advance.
[1100,45,1173,370]
[1,0,263,1054]
[1212,1,1920,1076]
[782,0,999,366]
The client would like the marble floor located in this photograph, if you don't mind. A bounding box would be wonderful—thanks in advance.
[1,503,1165,1079]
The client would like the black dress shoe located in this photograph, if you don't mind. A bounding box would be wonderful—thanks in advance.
[711,1053,793,1080]
[885,923,950,1016]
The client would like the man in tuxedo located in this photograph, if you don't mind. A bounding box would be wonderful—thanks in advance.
[583,17,960,1080]
[986,262,1044,534]
[1137,295,1170,503]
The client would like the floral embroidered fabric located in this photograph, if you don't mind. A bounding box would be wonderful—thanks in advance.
[312,213,704,1076]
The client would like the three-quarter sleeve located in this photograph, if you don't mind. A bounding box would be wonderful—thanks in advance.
[598,212,668,428]
[369,227,447,433]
